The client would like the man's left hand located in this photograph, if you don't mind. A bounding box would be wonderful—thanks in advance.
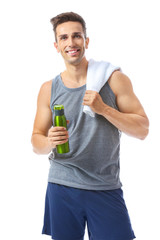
[82,90,106,115]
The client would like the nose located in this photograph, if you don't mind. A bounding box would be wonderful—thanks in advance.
[68,36,75,47]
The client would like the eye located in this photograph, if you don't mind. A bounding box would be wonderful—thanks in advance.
[74,34,81,39]
[60,35,68,40]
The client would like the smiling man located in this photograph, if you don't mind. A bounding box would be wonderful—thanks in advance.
[31,12,149,240]
[55,22,87,64]
[54,19,89,88]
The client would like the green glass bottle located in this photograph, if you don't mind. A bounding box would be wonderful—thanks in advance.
[54,104,70,154]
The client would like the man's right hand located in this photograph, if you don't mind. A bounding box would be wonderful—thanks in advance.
[48,121,69,149]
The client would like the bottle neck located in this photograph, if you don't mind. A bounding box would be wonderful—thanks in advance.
[54,109,64,116]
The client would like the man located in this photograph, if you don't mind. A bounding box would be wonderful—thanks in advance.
[31,12,149,240]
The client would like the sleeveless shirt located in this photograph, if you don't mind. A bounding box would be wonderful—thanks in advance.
[48,74,122,190]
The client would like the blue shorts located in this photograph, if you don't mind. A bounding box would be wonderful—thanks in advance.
[42,183,136,240]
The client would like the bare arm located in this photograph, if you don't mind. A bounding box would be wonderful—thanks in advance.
[31,81,69,154]
[83,71,149,140]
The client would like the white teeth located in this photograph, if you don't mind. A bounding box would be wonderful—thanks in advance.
[67,49,79,53]
[68,50,77,53]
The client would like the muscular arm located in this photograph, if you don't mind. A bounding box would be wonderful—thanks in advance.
[31,81,53,154]
[83,71,149,140]
[31,80,69,155]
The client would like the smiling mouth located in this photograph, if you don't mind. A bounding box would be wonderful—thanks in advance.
[66,49,80,56]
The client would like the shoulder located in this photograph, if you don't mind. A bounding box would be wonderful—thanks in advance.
[108,70,133,96]
[37,79,52,106]
[40,79,52,93]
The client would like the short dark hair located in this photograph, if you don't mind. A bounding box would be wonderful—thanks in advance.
[50,12,87,41]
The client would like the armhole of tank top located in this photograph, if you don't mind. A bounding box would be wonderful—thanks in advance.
[50,76,57,112]
[106,68,121,110]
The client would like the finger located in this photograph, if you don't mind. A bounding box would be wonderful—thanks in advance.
[51,134,68,141]
[49,137,68,146]
[54,139,69,145]
[85,90,97,94]
[83,95,90,101]
[85,90,92,94]
[49,135,69,144]
[49,131,68,138]
[83,97,90,103]
[50,126,67,132]
[82,101,90,106]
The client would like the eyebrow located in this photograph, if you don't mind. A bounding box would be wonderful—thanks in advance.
[58,32,83,38]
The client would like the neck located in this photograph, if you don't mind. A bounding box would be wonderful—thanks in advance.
[62,57,88,83]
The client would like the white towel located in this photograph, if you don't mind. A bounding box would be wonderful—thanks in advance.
[83,59,120,117]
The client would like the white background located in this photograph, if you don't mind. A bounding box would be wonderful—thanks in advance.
[0,0,160,239]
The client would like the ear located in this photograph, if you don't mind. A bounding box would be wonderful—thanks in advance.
[54,42,60,53]
[85,37,89,49]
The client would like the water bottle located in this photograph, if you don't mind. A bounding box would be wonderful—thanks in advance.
[54,104,70,154]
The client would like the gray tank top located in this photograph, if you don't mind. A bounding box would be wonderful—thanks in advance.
[48,74,122,190]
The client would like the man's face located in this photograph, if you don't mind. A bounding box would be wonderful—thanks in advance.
[54,21,89,65]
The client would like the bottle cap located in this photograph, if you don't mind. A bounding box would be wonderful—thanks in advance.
[54,104,64,116]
